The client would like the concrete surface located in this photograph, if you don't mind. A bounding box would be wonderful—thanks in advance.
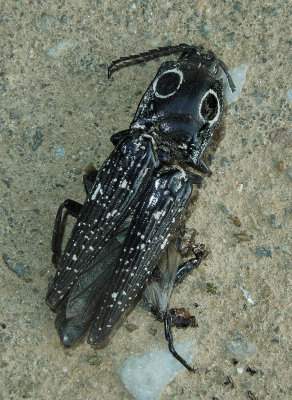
[0,1,291,399]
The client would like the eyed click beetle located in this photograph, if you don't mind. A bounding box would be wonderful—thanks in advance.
[46,43,235,371]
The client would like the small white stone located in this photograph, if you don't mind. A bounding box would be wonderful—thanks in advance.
[222,64,248,104]
[119,342,194,400]
[286,89,292,102]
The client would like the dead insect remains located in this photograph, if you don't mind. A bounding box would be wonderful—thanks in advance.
[46,43,235,371]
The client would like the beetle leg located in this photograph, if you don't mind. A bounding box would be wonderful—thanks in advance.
[185,171,204,187]
[175,228,206,284]
[177,228,201,257]
[147,230,205,358]
[83,165,99,195]
[188,158,210,175]
[164,313,197,372]
[148,247,204,290]
[174,253,204,286]
[52,199,83,266]
[110,129,132,146]
[174,231,205,293]
[52,166,99,268]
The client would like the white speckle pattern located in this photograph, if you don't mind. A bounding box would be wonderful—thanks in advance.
[120,179,128,188]
[91,183,102,200]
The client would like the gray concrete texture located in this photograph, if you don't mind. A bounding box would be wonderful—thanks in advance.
[0,0,291,399]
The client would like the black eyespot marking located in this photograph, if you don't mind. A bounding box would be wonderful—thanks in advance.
[153,69,183,99]
[156,72,180,96]
[199,89,220,124]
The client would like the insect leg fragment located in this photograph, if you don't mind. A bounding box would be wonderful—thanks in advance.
[144,231,205,370]
[164,313,197,372]
[175,229,206,285]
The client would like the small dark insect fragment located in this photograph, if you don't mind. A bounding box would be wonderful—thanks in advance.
[125,323,138,332]
[206,282,218,295]
[228,214,242,227]
[223,375,236,388]
[246,366,257,376]
[46,44,235,371]
[247,390,258,400]
[234,232,253,242]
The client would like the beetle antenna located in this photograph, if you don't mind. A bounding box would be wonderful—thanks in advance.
[108,44,236,94]
[108,43,198,79]
[164,312,197,372]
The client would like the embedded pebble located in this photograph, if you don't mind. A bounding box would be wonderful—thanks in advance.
[226,341,256,357]
[255,246,272,258]
[31,127,44,151]
[206,282,218,295]
[286,89,292,102]
[234,232,253,242]
[222,64,248,104]
[87,355,102,366]
[40,12,58,31]
[47,40,74,58]
[125,323,139,332]
[56,147,65,160]
[276,160,285,171]
[148,328,157,336]
[119,342,194,400]
[241,287,255,305]
[2,253,30,278]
